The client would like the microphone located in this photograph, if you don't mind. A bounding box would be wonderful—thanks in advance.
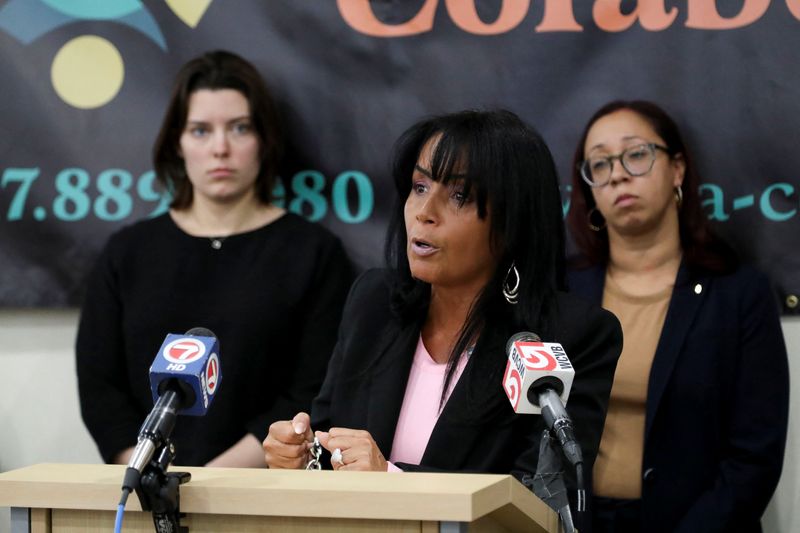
[502,332,582,467]
[122,327,221,491]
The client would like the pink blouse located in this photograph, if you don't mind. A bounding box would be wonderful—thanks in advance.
[387,335,469,471]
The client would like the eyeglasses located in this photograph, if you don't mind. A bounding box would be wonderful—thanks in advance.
[579,143,670,187]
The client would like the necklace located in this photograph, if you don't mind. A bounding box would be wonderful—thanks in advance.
[185,202,280,250]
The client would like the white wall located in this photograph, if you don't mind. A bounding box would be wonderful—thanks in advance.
[1,310,798,532]
[764,315,800,533]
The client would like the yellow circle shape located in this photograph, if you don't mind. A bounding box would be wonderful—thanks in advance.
[51,35,124,109]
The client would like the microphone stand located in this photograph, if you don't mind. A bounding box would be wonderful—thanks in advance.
[522,430,577,533]
[134,439,191,533]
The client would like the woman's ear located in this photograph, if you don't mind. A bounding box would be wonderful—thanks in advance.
[671,153,686,188]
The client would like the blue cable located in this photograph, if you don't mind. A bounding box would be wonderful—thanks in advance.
[114,503,125,533]
[115,488,130,533]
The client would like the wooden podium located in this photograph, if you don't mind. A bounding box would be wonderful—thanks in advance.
[0,463,559,532]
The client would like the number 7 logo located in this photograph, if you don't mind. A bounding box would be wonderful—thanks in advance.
[163,338,206,364]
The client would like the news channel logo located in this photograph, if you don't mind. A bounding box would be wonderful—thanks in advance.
[0,0,213,108]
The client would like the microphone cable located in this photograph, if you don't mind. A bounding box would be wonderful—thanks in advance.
[114,486,131,533]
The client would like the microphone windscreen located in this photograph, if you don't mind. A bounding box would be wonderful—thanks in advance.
[185,327,217,339]
[505,331,540,354]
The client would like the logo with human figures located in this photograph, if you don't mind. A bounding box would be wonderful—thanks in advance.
[0,0,213,108]
[205,353,220,395]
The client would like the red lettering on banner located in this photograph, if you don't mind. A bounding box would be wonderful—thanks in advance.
[593,0,677,32]
[446,0,529,35]
[536,1,583,32]
[338,0,790,36]
[686,0,770,29]
[336,0,436,37]
[788,0,800,19]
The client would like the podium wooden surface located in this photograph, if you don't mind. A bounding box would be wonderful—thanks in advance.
[0,463,559,532]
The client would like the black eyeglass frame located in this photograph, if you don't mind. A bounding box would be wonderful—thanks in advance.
[579,143,671,188]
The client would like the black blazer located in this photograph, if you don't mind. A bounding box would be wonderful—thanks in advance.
[568,262,789,533]
[311,270,622,503]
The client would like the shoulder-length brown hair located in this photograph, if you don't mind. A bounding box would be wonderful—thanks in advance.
[152,50,283,208]
[566,100,736,273]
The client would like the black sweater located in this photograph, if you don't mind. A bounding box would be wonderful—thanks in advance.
[76,212,354,465]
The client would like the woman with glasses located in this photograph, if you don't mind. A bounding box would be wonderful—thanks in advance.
[566,100,789,532]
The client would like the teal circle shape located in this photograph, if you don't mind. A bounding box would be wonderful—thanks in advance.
[33,207,47,221]
[42,0,142,20]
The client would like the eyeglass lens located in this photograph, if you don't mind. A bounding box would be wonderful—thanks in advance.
[582,144,657,185]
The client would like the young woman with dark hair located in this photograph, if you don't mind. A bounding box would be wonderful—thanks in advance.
[566,100,789,532]
[153,50,283,209]
[264,110,622,531]
[77,50,353,468]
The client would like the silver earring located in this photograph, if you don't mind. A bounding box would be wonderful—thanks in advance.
[675,186,683,209]
[503,263,520,305]
[587,207,606,232]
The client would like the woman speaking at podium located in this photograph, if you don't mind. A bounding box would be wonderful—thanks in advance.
[264,110,622,529]
[76,51,353,468]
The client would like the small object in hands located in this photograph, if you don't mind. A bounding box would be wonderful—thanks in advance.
[331,448,344,466]
[305,436,322,470]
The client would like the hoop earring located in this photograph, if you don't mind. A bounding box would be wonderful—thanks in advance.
[675,186,683,209]
[503,263,520,305]
[587,207,606,232]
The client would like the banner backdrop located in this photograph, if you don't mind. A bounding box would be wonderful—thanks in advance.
[0,0,798,313]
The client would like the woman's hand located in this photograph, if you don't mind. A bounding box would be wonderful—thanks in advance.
[262,412,314,469]
[317,428,388,471]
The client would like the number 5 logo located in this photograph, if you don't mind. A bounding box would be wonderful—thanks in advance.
[503,361,522,410]
[520,345,556,371]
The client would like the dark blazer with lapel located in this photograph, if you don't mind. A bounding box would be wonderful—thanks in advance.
[568,262,789,533]
[311,269,622,490]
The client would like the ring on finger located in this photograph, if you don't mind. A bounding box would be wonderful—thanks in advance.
[331,448,344,465]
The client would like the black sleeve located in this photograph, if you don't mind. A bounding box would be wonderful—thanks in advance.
[674,271,789,532]
[245,236,354,440]
[308,269,375,434]
[551,296,624,474]
[75,238,142,463]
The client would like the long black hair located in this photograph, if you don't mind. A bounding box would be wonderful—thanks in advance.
[385,110,566,404]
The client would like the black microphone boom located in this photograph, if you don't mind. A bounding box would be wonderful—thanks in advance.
[506,331,586,526]
[536,388,583,467]
[125,390,180,478]
[122,327,218,492]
